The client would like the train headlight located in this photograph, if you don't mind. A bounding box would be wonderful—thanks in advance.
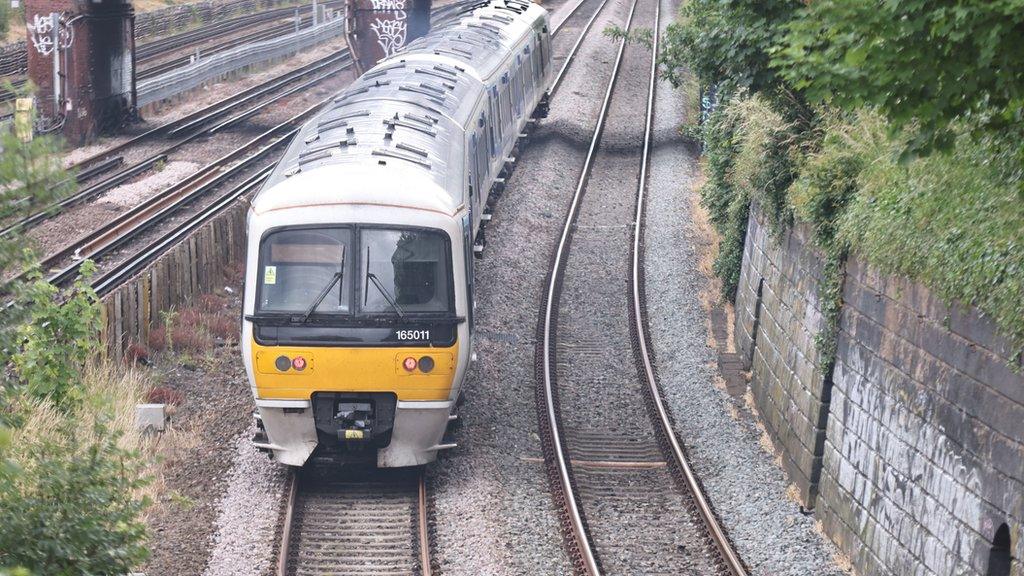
[403,356,418,372]
[275,355,291,372]
[418,356,435,373]
[291,356,307,371]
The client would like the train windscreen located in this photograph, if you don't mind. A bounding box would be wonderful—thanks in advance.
[360,228,452,314]
[257,226,452,318]
[257,228,352,315]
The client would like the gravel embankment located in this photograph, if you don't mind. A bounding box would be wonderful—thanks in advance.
[425,0,629,573]
[639,0,852,572]
[202,433,289,576]
[141,283,257,576]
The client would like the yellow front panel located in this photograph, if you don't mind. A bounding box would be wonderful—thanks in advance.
[252,340,458,401]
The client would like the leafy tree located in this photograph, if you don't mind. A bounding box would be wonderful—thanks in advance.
[774,0,1024,159]
[12,262,101,407]
[0,93,148,576]
[659,0,806,113]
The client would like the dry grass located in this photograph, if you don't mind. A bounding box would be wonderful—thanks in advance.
[685,169,742,354]
[815,521,854,572]
[8,363,164,504]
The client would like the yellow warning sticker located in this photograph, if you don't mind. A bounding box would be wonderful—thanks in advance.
[263,266,277,285]
[344,429,364,439]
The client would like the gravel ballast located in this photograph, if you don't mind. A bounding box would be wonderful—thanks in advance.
[639,0,852,572]
[202,433,289,576]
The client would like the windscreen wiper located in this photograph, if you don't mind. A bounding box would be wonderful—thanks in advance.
[363,246,405,319]
[299,246,345,323]
[366,272,406,319]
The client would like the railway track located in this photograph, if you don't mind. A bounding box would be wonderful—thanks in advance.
[0,2,343,106]
[276,467,433,576]
[40,91,333,289]
[534,0,749,574]
[0,51,352,241]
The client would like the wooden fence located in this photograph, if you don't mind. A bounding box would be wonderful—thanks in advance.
[99,200,248,358]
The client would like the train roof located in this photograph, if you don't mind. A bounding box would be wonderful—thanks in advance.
[251,0,548,218]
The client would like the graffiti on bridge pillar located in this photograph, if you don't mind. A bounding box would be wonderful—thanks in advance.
[345,0,432,73]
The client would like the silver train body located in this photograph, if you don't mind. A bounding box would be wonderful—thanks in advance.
[242,0,552,467]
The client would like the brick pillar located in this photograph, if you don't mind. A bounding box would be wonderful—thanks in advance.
[25,0,135,145]
[345,0,431,74]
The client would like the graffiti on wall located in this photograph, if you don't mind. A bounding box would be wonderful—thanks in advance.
[369,0,407,57]
[27,13,74,56]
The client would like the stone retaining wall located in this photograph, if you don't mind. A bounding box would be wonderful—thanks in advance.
[734,206,832,506]
[734,206,1023,575]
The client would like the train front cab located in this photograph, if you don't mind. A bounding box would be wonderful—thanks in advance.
[244,217,468,468]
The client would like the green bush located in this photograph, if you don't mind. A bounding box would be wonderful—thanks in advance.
[697,95,745,301]
[660,0,803,101]
[775,0,1024,161]
[0,419,149,575]
[12,262,101,408]
[0,102,150,575]
[698,95,804,300]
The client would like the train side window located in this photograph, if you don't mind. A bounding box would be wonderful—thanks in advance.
[483,111,495,158]
[511,70,521,118]
[468,135,477,202]
[462,214,473,331]
[533,37,543,82]
[490,86,503,148]
[501,80,512,129]
[524,48,535,90]
[472,132,484,202]
[476,130,489,194]
[540,29,550,75]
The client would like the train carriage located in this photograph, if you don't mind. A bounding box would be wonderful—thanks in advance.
[242,0,552,467]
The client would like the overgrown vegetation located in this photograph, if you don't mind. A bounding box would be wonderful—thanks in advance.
[0,93,150,574]
[664,0,1024,363]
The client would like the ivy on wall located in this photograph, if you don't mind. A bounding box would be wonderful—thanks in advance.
[664,0,1024,364]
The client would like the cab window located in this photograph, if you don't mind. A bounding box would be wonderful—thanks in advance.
[257,228,351,314]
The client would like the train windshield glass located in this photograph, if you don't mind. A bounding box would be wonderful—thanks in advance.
[360,228,452,315]
[258,228,352,315]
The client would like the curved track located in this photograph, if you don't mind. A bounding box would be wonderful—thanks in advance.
[534,0,749,573]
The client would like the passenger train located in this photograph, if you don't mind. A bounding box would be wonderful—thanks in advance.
[242,0,552,467]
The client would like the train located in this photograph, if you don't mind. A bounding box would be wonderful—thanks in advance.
[242,0,553,467]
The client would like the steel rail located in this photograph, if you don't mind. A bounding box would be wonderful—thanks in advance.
[0,52,351,242]
[136,1,344,61]
[138,21,299,81]
[628,5,747,574]
[275,470,299,576]
[78,51,351,174]
[91,163,272,295]
[549,0,589,35]
[418,471,433,576]
[549,0,615,95]
[538,0,640,571]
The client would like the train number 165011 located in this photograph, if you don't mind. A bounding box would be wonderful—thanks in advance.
[396,330,430,341]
